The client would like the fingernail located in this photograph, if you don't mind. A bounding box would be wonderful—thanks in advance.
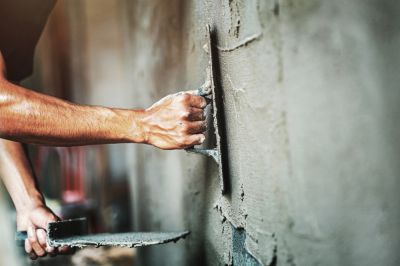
[201,136,205,143]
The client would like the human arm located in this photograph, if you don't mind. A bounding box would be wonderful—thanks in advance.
[0,51,206,149]
[0,139,67,259]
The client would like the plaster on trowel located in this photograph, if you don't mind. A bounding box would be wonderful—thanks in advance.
[16,217,189,248]
[186,24,230,194]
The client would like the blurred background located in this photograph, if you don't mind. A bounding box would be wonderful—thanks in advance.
[1,0,400,265]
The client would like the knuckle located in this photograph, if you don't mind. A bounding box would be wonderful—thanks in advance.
[181,122,189,131]
[179,93,189,102]
[48,213,57,221]
[181,110,190,118]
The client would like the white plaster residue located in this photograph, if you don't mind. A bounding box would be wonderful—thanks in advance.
[218,32,263,52]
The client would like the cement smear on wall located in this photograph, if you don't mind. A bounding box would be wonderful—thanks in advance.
[60,0,400,265]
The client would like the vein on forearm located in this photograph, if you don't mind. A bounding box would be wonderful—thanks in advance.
[0,79,132,146]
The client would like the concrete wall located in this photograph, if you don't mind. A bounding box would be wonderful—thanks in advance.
[122,0,400,265]
[32,0,400,265]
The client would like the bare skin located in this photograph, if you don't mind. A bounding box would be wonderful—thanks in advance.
[0,139,69,260]
[0,50,207,259]
[0,51,207,148]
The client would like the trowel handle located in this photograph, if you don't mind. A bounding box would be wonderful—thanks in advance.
[15,231,27,247]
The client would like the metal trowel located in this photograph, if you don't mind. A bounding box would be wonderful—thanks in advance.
[186,24,230,194]
[16,217,189,248]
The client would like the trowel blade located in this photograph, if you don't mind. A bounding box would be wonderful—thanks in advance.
[16,217,189,248]
[186,24,230,194]
[48,218,189,248]
[48,231,190,248]
[207,24,230,194]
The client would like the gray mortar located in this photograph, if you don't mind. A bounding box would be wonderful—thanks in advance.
[32,0,400,265]
[48,231,190,248]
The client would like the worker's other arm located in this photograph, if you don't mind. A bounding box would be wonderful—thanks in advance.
[0,51,206,149]
[0,139,69,259]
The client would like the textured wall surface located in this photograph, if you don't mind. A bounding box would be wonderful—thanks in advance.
[30,0,400,265]
[121,0,400,265]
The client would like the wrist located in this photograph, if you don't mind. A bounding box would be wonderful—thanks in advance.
[15,190,44,214]
[115,109,148,144]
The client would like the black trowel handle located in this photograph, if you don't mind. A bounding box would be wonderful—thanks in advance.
[185,85,216,161]
[15,231,27,247]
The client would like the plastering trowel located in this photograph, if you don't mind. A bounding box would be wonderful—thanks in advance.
[15,217,189,248]
[186,24,230,194]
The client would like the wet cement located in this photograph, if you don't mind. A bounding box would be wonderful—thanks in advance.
[48,231,190,248]
[47,0,400,265]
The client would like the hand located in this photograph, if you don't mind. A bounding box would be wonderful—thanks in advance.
[17,204,70,260]
[141,90,208,150]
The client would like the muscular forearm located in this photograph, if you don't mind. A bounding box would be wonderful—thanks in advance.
[0,79,145,146]
[0,139,43,214]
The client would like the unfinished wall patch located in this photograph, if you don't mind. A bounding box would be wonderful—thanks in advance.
[228,0,242,38]
[218,0,263,51]
[232,225,264,266]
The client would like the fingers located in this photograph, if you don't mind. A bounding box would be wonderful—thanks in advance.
[178,92,207,109]
[58,246,74,255]
[25,238,37,260]
[185,134,206,146]
[186,107,205,121]
[145,91,210,149]
[46,245,56,255]
[189,95,207,108]
[36,229,47,248]
[36,228,55,255]
[26,208,60,259]
[27,225,46,258]
[187,121,207,134]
